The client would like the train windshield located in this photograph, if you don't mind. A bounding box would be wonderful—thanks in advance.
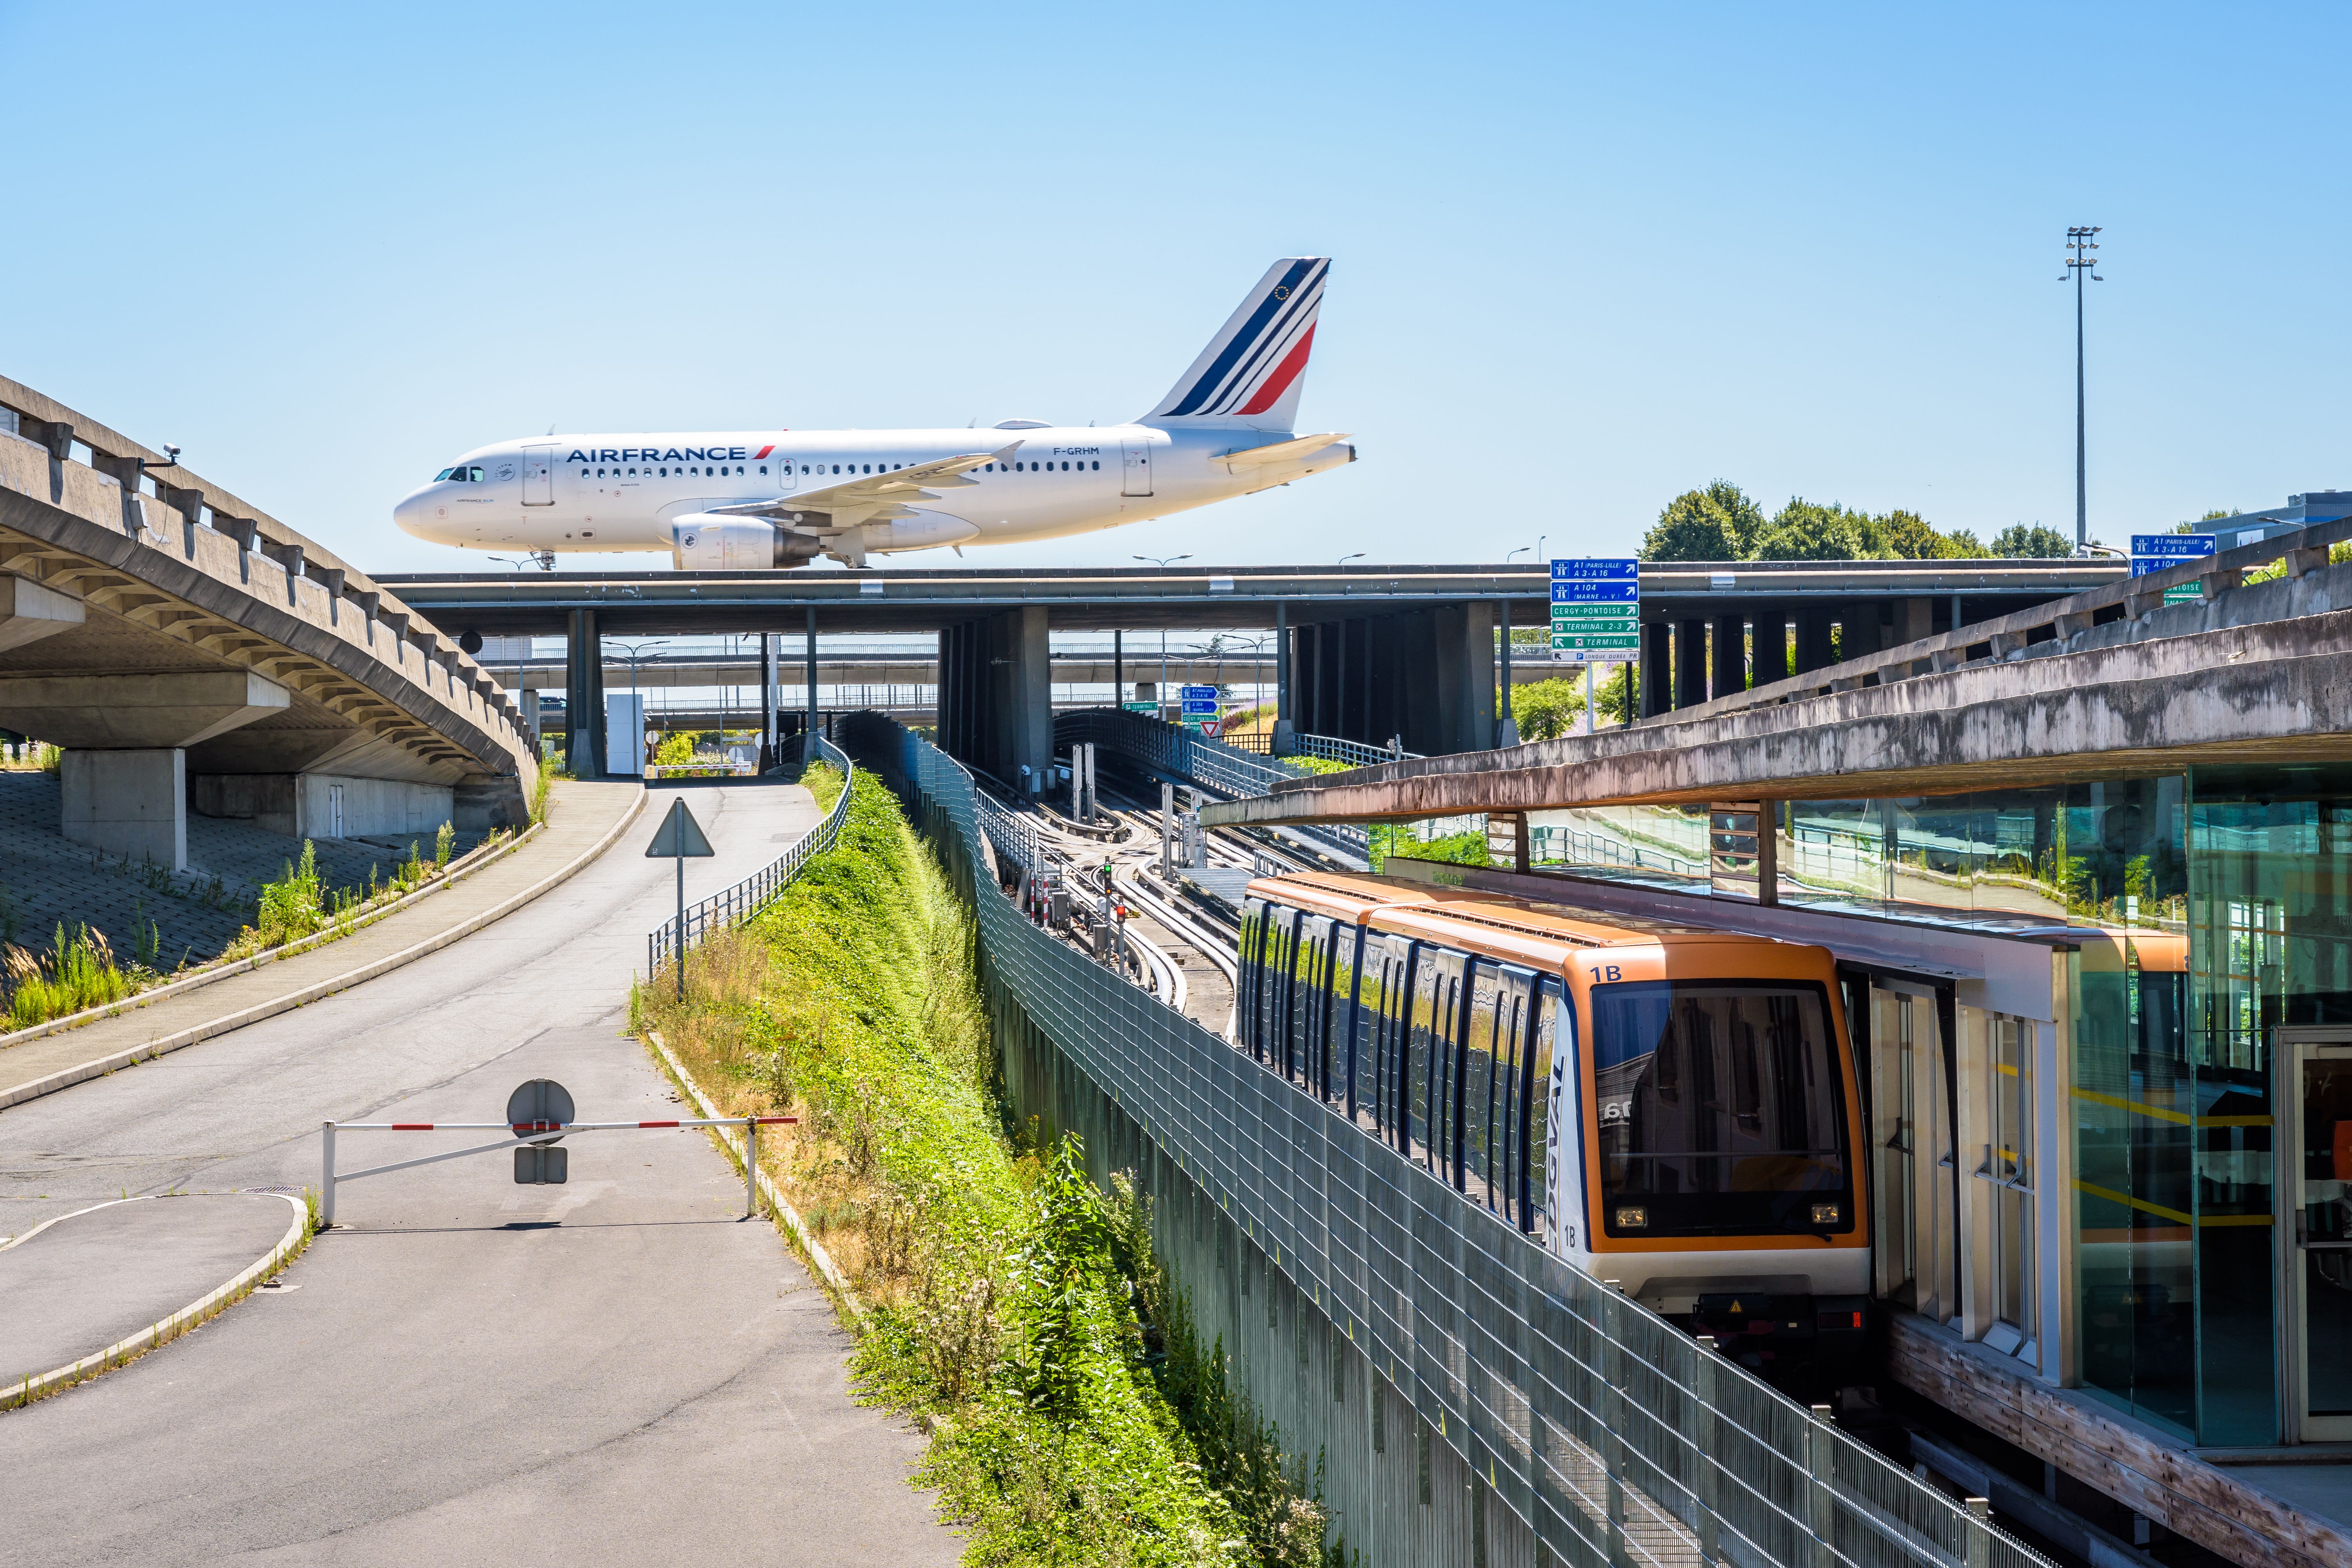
[1590,979,1853,1239]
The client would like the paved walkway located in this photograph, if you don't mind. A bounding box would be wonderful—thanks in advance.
[0,779,956,1566]
[0,779,642,1107]
[1,1192,296,1380]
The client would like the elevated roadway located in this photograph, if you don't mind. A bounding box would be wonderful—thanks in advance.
[1201,517,2352,825]
[388,558,2112,780]
[0,377,536,868]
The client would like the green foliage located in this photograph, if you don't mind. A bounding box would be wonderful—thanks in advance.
[1285,755,1353,775]
[1368,823,1488,874]
[1989,523,2074,558]
[1751,498,1880,560]
[1640,479,1765,561]
[1508,677,1586,742]
[433,821,456,869]
[529,765,553,826]
[640,771,1326,1564]
[4,923,134,1029]
[256,841,328,946]
[653,730,700,768]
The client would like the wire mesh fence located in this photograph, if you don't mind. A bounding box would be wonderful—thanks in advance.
[645,735,855,976]
[843,710,2050,1568]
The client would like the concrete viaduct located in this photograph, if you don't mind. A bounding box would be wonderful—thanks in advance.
[0,377,537,869]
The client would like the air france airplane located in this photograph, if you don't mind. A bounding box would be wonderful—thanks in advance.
[392,258,1354,570]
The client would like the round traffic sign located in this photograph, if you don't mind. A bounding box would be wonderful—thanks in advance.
[506,1078,574,1143]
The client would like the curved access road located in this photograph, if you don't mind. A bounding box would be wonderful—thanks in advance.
[0,779,958,1568]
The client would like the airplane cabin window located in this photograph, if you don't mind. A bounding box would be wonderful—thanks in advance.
[1091,460,1099,469]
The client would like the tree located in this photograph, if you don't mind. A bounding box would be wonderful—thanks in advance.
[1875,508,1946,561]
[1751,499,1880,561]
[1640,479,1765,561]
[1989,524,2073,558]
[1506,677,1586,741]
[1937,527,1987,558]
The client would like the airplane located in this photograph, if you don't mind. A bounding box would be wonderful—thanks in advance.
[392,257,1355,570]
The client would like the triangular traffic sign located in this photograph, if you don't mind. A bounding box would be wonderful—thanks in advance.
[644,798,715,857]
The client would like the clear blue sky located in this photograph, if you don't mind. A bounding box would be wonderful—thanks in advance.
[4,2,2345,577]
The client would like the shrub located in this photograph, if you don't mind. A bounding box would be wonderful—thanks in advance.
[1508,677,1586,741]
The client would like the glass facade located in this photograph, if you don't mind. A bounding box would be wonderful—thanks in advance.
[1520,764,2352,1445]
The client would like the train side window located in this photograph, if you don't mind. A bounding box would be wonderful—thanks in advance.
[1331,923,1367,1112]
[1528,977,1564,1236]
[1463,963,1501,1199]
[1238,899,1267,1053]
[1294,915,1336,1091]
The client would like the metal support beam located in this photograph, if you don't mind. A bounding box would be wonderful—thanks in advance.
[1751,606,1789,686]
[804,608,818,760]
[1272,601,1293,756]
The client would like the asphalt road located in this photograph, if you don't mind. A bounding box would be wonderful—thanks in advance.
[0,780,961,1567]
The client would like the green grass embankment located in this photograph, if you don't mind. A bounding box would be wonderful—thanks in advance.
[636,766,1332,1567]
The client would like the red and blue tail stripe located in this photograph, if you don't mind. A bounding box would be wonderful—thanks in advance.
[1148,257,1329,422]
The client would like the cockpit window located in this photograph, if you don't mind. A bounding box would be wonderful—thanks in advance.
[434,468,454,481]
[469,466,484,482]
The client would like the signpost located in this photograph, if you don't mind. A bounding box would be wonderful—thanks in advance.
[646,797,715,1000]
[2131,533,2214,605]
[1552,558,1639,735]
[1179,684,1219,732]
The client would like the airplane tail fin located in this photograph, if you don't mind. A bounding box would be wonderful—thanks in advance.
[1141,257,1328,430]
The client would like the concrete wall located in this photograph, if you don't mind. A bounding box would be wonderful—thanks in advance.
[191,772,454,839]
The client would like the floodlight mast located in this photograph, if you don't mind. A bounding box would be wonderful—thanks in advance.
[2063,226,2104,552]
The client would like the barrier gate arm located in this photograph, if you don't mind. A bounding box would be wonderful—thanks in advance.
[320,1116,797,1226]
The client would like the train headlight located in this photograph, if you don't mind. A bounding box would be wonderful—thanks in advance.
[1811,1203,1842,1226]
[1615,1206,1647,1229]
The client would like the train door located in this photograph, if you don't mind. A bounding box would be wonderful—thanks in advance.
[1258,905,1297,1067]
[2279,1027,2352,1442]
[1463,964,1540,1228]
[1365,935,1415,1147]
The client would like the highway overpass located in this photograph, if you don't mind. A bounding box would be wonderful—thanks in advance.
[0,377,537,867]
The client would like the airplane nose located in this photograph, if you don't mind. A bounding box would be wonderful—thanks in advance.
[392,487,432,538]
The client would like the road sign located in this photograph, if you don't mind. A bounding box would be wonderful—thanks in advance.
[645,799,715,857]
[507,1078,574,1184]
[2129,534,2214,604]
[1180,684,1219,718]
[1552,557,1640,664]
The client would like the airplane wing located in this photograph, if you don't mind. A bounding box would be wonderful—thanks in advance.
[706,442,1022,532]
[1214,432,1353,466]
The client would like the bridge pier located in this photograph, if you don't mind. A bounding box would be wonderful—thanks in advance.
[564,608,605,778]
[0,671,290,871]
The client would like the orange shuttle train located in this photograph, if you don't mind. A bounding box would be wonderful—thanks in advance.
[1239,871,1871,1371]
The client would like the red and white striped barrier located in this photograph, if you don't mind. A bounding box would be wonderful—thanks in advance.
[320,1112,796,1225]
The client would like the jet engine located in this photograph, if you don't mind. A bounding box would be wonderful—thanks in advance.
[669,516,824,571]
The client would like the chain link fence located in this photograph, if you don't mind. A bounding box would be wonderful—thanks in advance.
[646,734,855,976]
[843,711,2048,1568]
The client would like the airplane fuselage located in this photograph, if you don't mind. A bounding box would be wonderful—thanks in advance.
[394,422,1354,564]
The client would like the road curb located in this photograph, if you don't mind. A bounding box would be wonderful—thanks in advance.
[0,786,647,1112]
[4,1192,310,1412]
[642,1025,862,1323]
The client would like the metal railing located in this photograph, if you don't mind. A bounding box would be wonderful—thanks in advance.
[646,735,855,976]
[845,710,2046,1568]
[1054,707,1372,861]
[1293,730,1419,767]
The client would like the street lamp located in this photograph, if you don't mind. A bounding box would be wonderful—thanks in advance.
[1133,555,1191,717]
[609,638,666,769]
[1338,552,1366,566]
[2062,226,2103,553]
[1506,546,1529,563]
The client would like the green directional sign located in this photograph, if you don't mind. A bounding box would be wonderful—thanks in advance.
[1552,632,1642,652]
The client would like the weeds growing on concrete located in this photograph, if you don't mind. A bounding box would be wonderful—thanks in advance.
[3,923,136,1029]
[634,766,1336,1566]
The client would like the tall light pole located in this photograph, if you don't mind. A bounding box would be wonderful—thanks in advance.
[1133,554,1190,718]
[2062,226,2103,552]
